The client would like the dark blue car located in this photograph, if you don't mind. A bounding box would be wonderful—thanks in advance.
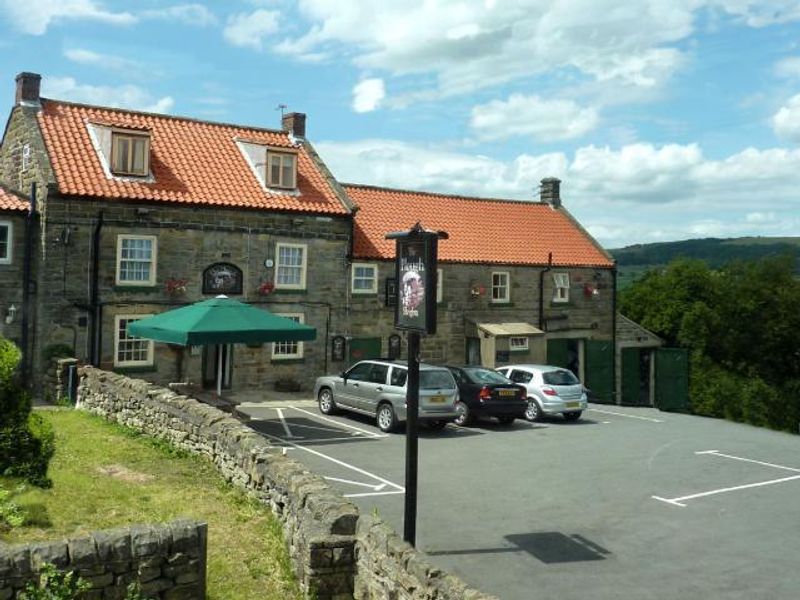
[446,366,528,426]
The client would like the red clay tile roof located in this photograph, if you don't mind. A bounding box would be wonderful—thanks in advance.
[37,100,350,215]
[345,184,614,268]
[0,184,29,212]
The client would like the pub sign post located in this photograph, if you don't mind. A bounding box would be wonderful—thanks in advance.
[386,222,448,547]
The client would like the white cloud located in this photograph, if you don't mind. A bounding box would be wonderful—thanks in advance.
[772,94,800,142]
[43,77,174,114]
[64,48,141,72]
[774,56,800,78]
[0,0,135,35]
[316,138,800,247]
[352,78,385,113]
[141,4,217,26]
[223,9,280,50]
[470,94,598,141]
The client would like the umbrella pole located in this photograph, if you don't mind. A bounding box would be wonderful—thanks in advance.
[216,344,223,397]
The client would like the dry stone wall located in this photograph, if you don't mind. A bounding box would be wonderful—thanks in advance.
[74,366,499,600]
[0,520,206,600]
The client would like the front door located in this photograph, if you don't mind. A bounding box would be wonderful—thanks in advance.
[202,344,233,391]
[466,337,481,365]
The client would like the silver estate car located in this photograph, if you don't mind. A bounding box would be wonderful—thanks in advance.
[495,364,588,422]
[314,359,460,433]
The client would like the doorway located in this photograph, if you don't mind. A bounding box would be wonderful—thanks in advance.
[466,337,481,365]
[202,344,233,390]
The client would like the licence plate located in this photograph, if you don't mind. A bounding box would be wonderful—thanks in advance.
[499,389,516,397]
[566,402,580,408]
[429,396,446,403]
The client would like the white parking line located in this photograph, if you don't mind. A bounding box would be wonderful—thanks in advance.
[259,430,404,498]
[290,406,388,438]
[588,407,664,423]
[653,450,800,507]
[276,408,302,439]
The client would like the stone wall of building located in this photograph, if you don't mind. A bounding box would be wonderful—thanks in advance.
[0,519,207,600]
[76,366,358,600]
[346,260,615,366]
[0,213,29,351]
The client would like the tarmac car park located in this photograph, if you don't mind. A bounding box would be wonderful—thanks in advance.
[238,395,800,600]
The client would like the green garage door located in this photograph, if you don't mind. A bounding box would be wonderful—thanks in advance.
[621,347,641,405]
[547,338,570,368]
[655,348,689,412]
[585,340,614,404]
[348,337,381,365]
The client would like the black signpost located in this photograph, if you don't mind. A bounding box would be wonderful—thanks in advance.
[386,222,447,547]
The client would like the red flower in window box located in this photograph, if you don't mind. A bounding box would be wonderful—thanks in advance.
[165,278,188,296]
[257,280,275,296]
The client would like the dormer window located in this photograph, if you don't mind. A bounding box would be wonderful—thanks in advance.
[111,131,150,176]
[266,150,296,189]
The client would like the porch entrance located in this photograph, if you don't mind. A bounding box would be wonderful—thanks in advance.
[202,344,233,391]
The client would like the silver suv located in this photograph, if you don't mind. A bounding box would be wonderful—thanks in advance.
[314,360,459,432]
[495,364,588,422]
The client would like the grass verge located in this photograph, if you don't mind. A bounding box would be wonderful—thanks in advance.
[0,409,303,600]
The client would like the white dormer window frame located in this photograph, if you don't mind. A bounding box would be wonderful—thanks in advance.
[266,149,297,189]
[553,272,570,303]
[352,263,378,294]
[110,129,150,177]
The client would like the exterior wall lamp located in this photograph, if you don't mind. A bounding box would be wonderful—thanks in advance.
[5,304,17,324]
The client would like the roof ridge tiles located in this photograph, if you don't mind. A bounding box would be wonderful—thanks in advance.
[342,182,545,206]
[42,97,289,136]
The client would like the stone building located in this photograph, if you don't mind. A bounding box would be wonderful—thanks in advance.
[0,184,30,361]
[341,182,619,401]
[0,72,355,392]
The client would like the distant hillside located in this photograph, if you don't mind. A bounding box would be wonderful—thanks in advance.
[610,237,800,289]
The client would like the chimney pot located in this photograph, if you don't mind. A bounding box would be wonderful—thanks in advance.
[540,177,561,207]
[282,112,306,138]
[15,72,41,106]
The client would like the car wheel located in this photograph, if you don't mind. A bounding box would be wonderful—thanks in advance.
[524,399,542,422]
[376,403,398,433]
[453,401,473,426]
[317,387,337,415]
[497,416,516,425]
[563,411,582,422]
[427,420,448,431]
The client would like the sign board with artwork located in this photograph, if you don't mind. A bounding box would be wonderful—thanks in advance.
[386,223,447,335]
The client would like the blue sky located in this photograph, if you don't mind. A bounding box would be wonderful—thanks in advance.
[1,1,799,248]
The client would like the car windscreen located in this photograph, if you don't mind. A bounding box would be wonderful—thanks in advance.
[463,367,511,384]
[543,370,580,385]
[420,370,455,389]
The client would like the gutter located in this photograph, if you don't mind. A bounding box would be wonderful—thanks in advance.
[89,211,104,366]
[20,182,37,385]
[538,252,553,331]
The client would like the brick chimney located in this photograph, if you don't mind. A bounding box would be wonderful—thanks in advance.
[15,72,41,106]
[540,177,561,207]
[281,112,306,138]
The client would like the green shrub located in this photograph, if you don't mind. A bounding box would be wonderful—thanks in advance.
[0,486,26,530]
[20,563,90,600]
[0,337,54,487]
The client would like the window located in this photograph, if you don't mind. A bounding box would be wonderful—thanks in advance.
[436,268,443,303]
[346,362,373,381]
[553,272,570,303]
[368,364,389,384]
[509,369,533,384]
[510,336,529,351]
[111,131,150,176]
[275,243,306,290]
[491,271,510,303]
[352,263,378,294]
[390,366,408,387]
[116,235,157,286]
[114,315,154,367]
[0,222,12,265]
[272,314,304,359]
[266,151,297,189]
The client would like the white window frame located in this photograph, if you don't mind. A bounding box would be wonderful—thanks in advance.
[491,271,510,303]
[553,272,570,303]
[114,314,154,367]
[275,242,307,290]
[265,150,297,189]
[272,313,304,360]
[509,336,529,351]
[436,268,443,303]
[351,262,378,294]
[0,221,12,265]
[110,130,150,177]
[116,234,157,286]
